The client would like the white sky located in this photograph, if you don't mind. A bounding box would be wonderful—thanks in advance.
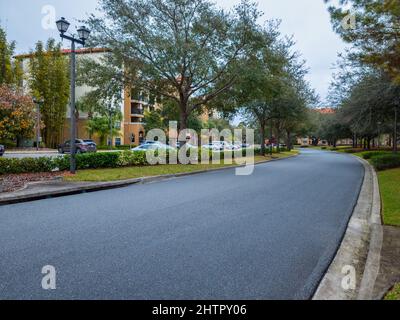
[0,0,347,104]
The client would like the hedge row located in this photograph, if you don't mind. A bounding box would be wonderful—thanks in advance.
[362,151,392,160]
[0,152,129,175]
[0,157,54,174]
[370,153,400,171]
[0,148,281,175]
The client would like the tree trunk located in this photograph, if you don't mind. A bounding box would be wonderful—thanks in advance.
[394,107,398,153]
[88,111,93,139]
[286,130,292,151]
[179,111,188,131]
[260,124,266,156]
[276,128,280,153]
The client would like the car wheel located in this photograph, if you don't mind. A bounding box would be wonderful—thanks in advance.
[58,148,64,154]
[76,149,82,154]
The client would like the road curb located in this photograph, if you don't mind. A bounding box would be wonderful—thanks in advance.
[0,154,298,206]
[313,156,383,300]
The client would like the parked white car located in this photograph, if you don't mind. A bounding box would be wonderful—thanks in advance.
[202,142,224,151]
[132,142,175,151]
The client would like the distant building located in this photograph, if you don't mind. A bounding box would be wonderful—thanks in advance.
[296,107,353,146]
[15,48,158,147]
[315,107,335,115]
[16,47,221,148]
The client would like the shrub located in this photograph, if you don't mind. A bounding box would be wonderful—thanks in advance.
[330,147,339,151]
[52,155,70,171]
[0,139,17,148]
[0,157,55,174]
[75,152,121,169]
[118,150,148,166]
[362,151,391,160]
[321,146,327,150]
[370,153,400,171]
[344,148,360,153]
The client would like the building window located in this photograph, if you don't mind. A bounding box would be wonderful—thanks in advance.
[131,103,143,115]
[115,138,121,146]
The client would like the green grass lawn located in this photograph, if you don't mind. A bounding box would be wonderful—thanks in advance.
[385,283,400,300]
[378,168,400,227]
[64,152,298,182]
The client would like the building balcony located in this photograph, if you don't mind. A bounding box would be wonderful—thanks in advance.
[130,117,145,125]
[131,107,144,116]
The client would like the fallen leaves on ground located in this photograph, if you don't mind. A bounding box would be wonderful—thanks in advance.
[0,172,62,193]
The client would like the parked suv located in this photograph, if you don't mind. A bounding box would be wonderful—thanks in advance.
[83,139,97,148]
[58,139,97,154]
[0,144,4,157]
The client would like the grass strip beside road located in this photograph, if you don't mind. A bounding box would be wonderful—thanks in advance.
[377,168,400,227]
[64,152,298,182]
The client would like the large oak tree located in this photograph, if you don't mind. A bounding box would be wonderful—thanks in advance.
[84,0,261,130]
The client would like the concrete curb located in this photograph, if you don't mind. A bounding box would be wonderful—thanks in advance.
[357,160,383,300]
[313,156,383,300]
[0,154,298,206]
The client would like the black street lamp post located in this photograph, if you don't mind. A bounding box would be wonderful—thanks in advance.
[56,17,90,174]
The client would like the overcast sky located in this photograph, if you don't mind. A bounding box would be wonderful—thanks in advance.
[0,0,346,104]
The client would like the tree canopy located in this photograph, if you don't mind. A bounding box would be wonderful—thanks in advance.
[83,0,262,129]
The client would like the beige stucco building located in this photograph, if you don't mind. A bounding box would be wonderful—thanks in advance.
[16,47,158,147]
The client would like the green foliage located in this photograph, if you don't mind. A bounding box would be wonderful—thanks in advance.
[0,85,36,142]
[385,283,400,300]
[343,148,362,154]
[117,150,148,166]
[76,152,121,169]
[0,26,20,86]
[0,139,17,148]
[371,154,400,171]
[378,169,400,227]
[84,0,262,129]
[144,110,164,133]
[28,39,70,148]
[87,116,122,145]
[362,151,392,160]
[0,148,287,175]
[0,157,54,174]
[326,0,400,84]
[52,153,122,171]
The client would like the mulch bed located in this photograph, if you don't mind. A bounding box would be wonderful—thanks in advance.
[0,172,63,193]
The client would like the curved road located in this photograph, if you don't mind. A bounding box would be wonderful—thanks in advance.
[0,150,364,300]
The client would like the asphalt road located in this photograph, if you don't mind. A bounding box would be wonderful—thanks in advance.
[0,149,364,300]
